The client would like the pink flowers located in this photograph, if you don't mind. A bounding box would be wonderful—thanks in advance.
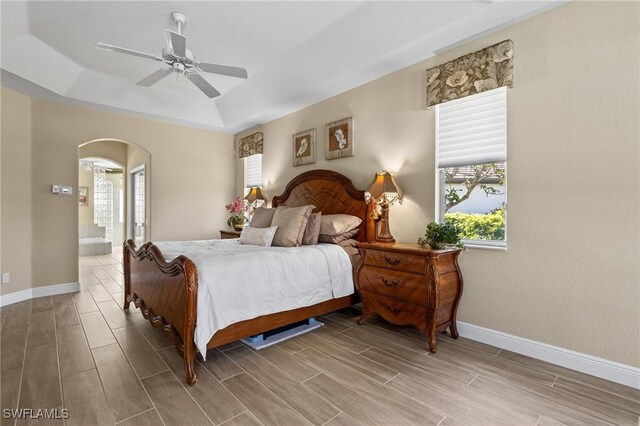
[225,197,249,214]
[226,197,249,228]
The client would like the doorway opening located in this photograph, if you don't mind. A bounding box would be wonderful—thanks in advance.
[78,139,151,258]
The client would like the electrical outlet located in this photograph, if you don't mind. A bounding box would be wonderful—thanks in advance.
[2,273,9,284]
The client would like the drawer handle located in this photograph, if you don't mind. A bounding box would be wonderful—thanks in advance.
[380,302,403,315]
[383,256,403,266]
[379,276,403,288]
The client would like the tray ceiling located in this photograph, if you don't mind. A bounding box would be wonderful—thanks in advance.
[1,1,562,133]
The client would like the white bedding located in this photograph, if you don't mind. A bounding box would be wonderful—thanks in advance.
[154,239,354,358]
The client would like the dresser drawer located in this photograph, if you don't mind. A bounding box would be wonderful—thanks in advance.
[358,266,427,305]
[363,249,426,274]
[360,291,428,334]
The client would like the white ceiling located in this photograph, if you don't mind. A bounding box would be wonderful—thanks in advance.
[1,1,562,133]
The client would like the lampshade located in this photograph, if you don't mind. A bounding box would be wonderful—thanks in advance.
[365,171,403,205]
[244,186,266,204]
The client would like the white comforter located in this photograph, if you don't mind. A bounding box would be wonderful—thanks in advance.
[154,239,354,358]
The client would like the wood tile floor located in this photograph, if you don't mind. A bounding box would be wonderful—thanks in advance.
[1,248,639,425]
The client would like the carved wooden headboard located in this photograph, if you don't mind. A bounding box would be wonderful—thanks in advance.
[272,169,374,242]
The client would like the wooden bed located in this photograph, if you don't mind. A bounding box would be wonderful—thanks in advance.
[123,169,375,385]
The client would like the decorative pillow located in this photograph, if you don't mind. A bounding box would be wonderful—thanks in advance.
[239,226,278,247]
[318,228,359,244]
[302,212,322,245]
[271,205,315,247]
[319,214,362,236]
[250,208,276,228]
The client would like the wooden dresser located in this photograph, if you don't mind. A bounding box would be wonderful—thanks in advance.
[356,242,464,352]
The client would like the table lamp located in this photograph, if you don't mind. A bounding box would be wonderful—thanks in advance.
[244,187,267,219]
[364,171,403,243]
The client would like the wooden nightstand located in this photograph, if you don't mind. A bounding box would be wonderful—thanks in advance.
[355,242,463,352]
[220,230,241,239]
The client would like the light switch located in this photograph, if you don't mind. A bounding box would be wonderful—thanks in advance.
[51,185,60,194]
[60,186,73,195]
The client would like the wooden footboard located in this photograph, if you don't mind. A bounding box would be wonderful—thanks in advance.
[123,238,357,386]
[123,239,199,385]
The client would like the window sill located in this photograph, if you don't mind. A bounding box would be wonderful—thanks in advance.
[464,242,507,251]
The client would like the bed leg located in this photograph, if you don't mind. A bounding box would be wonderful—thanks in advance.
[184,346,197,385]
[123,241,131,310]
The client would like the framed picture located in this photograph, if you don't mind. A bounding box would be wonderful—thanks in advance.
[325,117,354,160]
[78,187,89,206]
[292,129,316,167]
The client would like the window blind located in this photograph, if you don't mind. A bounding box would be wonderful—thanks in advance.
[436,86,507,168]
[245,154,262,188]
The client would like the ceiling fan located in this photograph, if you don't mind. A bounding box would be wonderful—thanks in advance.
[95,12,248,98]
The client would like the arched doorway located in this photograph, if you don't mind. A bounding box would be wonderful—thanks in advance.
[78,139,151,257]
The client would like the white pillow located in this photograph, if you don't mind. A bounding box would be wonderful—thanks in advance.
[239,226,278,247]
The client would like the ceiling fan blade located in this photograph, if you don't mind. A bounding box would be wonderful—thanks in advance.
[197,62,248,79]
[137,68,173,87]
[95,42,163,62]
[165,30,186,58]
[186,72,221,98]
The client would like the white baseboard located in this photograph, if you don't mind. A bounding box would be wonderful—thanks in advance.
[0,282,80,307]
[457,321,640,390]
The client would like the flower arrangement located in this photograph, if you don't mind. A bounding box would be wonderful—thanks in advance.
[225,197,249,229]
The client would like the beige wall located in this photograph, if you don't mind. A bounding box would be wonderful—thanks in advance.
[2,88,235,292]
[0,88,33,295]
[235,2,640,366]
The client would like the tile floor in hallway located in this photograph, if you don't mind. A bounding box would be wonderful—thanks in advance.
[1,247,639,425]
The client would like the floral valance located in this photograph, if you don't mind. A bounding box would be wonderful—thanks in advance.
[426,40,513,108]
[238,132,263,159]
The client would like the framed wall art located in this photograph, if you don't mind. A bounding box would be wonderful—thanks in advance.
[325,117,353,160]
[292,129,316,167]
[78,187,89,206]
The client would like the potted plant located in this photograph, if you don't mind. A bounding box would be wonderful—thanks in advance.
[417,222,464,250]
[225,197,249,231]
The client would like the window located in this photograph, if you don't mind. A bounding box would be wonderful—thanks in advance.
[435,87,507,249]
[245,154,262,188]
